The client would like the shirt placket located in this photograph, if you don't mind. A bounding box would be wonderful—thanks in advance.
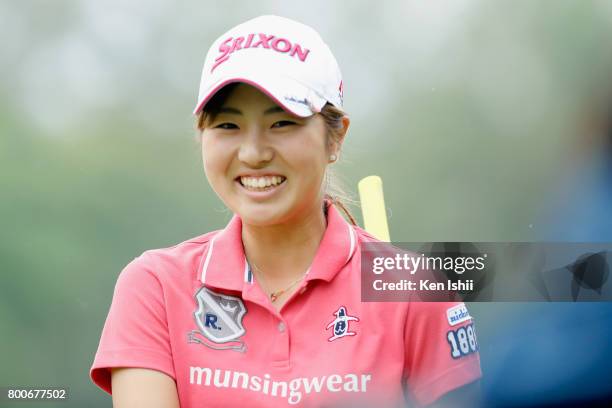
[242,281,292,367]
[270,316,290,367]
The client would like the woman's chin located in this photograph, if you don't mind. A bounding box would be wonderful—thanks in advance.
[240,213,284,227]
[234,202,290,227]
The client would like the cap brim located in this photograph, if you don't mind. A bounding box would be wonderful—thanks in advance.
[192,74,326,117]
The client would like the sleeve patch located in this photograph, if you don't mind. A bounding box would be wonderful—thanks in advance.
[446,323,478,359]
[446,303,472,326]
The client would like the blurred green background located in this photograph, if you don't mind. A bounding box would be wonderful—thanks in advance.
[2,0,612,407]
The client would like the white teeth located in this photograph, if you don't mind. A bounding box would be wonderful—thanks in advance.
[239,176,285,189]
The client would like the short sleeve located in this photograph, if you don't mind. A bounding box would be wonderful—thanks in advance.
[404,301,482,407]
[90,252,175,394]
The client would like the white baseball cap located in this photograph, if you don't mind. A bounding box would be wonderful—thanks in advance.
[193,15,343,117]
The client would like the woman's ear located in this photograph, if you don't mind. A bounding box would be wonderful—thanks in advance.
[328,115,350,157]
[339,115,350,144]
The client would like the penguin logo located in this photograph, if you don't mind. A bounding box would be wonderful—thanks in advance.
[325,306,359,342]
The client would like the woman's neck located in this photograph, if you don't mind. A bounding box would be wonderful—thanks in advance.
[241,200,327,282]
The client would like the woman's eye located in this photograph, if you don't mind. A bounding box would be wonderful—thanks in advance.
[215,122,238,130]
[271,120,296,128]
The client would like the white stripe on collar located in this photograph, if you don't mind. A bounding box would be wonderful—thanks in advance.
[200,236,216,284]
[346,224,356,264]
[243,260,253,284]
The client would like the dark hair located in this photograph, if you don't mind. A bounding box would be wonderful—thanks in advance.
[194,84,358,225]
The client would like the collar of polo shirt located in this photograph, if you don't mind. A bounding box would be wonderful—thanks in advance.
[199,200,357,292]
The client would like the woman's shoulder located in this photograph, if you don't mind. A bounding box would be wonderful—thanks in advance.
[349,224,468,313]
[143,229,220,257]
[121,229,223,283]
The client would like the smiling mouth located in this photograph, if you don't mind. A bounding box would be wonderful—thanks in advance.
[237,175,287,192]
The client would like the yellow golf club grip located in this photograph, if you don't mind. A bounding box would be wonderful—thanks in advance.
[358,175,390,242]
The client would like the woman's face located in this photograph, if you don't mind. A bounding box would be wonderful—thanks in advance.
[200,84,333,226]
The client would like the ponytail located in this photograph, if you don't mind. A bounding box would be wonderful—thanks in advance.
[319,103,360,227]
[325,193,358,226]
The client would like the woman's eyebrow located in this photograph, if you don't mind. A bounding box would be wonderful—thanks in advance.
[218,107,241,115]
[263,106,285,115]
[217,106,285,115]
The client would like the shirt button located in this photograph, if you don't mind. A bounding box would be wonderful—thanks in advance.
[278,322,286,332]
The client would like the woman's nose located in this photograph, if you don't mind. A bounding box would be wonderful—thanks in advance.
[237,128,274,166]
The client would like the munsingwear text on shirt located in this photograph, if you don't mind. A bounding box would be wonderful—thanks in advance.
[189,366,372,405]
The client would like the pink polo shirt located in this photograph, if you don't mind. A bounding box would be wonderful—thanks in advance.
[90,202,481,407]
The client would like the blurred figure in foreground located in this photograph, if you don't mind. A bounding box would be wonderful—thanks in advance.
[482,89,612,407]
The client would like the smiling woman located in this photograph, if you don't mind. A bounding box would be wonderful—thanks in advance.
[196,82,356,227]
[90,14,481,408]
[199,83,334,225]
[198,83,348,230]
